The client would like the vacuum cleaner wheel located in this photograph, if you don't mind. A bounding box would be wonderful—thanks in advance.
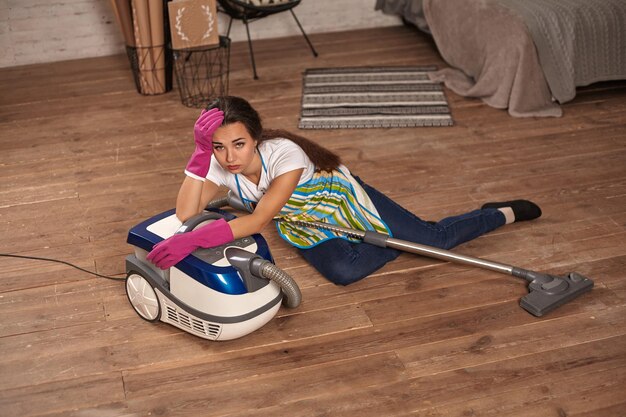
[126,272,161,322]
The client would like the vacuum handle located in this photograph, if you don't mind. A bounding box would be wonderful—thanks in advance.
[175,211,225,234]
[283,219,515,276]
[381,235,514,275]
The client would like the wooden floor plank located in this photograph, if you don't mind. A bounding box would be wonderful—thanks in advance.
[410,365,626,417]
[41,352,407,417]
[0,303,372,392]
[0,373,126,417]
[396,304,626,378]
[231,335,626,417]
[570,402,626,417]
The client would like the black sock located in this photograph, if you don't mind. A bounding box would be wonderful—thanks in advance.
[481,200,542,222]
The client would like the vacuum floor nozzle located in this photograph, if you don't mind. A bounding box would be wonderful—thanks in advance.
[520,272,594,316]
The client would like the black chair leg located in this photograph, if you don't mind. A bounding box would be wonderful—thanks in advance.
[290,9,318,57]
[226,16,234,38]
[242,16,259,80]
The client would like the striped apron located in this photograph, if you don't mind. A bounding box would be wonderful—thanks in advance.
[275,166,392,248]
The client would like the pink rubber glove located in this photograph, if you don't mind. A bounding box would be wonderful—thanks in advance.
[146,218,234,269]
[184,108,224,181]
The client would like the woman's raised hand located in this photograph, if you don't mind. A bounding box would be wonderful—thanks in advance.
[184,108,224,181]
[194,108,224,150]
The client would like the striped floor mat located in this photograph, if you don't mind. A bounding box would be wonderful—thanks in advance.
[298,66,453,129]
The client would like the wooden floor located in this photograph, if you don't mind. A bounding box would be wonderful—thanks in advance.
[1,25,625,416]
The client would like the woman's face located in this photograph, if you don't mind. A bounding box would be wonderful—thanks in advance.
[212,122,258,175]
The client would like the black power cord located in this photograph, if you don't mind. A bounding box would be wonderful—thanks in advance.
[0,253,126,281]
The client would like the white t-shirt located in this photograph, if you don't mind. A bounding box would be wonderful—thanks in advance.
[206,138,316,204]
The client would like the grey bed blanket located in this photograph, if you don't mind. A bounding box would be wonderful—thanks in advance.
[497,0,626,105]
[378,0,626,117]
[424,0,561,117]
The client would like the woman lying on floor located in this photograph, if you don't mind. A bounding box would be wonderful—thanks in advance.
[147,96,541,285]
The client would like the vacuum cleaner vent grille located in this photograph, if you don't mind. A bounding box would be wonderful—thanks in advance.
[163,302,222,340]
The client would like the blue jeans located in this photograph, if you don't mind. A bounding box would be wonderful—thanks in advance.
[298,177,506,285]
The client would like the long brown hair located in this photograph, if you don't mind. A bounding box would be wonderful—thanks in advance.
[207,96,341,172]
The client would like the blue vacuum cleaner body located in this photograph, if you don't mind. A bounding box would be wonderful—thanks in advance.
[125,208,296,341]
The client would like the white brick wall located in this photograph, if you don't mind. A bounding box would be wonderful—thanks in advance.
[0,0,401,68]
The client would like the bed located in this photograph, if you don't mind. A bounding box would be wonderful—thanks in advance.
[376,0,626,117]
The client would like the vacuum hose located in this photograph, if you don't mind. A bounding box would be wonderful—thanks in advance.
[257,260,302,308]
[206,195,230,209]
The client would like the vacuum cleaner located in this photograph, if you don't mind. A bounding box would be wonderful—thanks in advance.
[125,208,301,341]
[286,220,594,317]
[213,191,593,317]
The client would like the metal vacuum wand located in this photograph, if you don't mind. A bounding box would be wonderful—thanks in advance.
[283,219,594,317]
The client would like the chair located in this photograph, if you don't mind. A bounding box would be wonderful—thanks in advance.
[217,0,318,79]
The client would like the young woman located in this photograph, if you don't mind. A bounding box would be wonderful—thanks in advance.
[147,96,542,285]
